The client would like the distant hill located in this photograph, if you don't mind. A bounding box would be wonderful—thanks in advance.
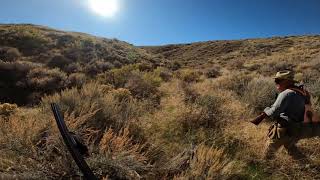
[143,35,320,73]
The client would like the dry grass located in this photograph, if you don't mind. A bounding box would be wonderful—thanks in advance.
[173,145,229,179]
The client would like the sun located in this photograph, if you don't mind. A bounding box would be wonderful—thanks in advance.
[87,0,119,18]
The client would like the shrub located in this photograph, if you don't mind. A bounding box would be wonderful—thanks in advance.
[64,63,82,74]
[100,64,139,88]
[178,94,222,133]
[169,61,182,71]
[242,77,277,113]
[47,55,72,69]
[158,68,173,82]
[173,145,229,179]
[180,81,200,104]
[125,72,162,105]
[86,126,160,179]
[26,67,68,92]
[216,72,253,97]
[67,73,87,87]
[205,67,221,78]
[84,60,114,76]
[178,69,201,83]
[111,88,133,102]
[0,61,42,105]
[0,47,21,62]
[306,78,320,113]
[41,82,145,135]
[138,62,153,72]
[0,103,18,116]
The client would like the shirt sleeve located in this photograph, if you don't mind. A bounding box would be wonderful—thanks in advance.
[264,91,289,118]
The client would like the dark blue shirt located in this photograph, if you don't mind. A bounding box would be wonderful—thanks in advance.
[264,89,305,122]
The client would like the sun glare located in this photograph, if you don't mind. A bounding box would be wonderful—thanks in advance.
[87,0,119,18]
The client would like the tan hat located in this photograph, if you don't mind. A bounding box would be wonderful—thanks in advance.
[273,70,298,82]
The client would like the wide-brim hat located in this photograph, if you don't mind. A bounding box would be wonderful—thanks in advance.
[273,70,298,83]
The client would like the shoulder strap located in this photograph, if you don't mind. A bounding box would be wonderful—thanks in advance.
[289,87,311,104]
[289,87,307,96]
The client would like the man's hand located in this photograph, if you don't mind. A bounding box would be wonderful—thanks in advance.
[250,112,267,125]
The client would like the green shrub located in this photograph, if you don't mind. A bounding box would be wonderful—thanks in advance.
[100,64,139,88]
[242,77,277,113]
[217,72,253,97]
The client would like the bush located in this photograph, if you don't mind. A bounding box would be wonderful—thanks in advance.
[64,63,82,74]
[0,103,18,116]
[84,60,114,76]
[111,88,133,102]
[242,77,277,113]
[169,61,182,71]
[0,47,21,62]
[0,61,42,105]
[67,73,87,87]
[100,64,139,88]
[205,67,221,78]
[27,67,68,92]
[216,72,253,97]
[174,145,229,179]
[158,68,173,82]
[178,69,201,83]
[178,94,222,133]
[47,55,72,69]
[41,82,145,135]
[138,62,153,72]
[125,72,162,105]
[306,78,320,113]
[180,81,200,104]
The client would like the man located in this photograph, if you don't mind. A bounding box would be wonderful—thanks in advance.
[250,70,320,161]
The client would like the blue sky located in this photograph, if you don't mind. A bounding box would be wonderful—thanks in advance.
[1,0,320,45]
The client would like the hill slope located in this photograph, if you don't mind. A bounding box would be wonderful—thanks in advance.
[143,35,320,74]
[0,24,158,105]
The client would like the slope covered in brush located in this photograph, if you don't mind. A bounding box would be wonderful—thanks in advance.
[0,24,157,105]
[143,36,320,73]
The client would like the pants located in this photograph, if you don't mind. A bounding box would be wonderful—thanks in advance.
[264,122,320,161]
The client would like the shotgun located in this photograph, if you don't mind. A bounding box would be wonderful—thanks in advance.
[51,103,98,180]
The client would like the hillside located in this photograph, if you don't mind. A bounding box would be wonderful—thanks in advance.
[1,25,320,179]
[0,24,160,105]
[144,35,320,74]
